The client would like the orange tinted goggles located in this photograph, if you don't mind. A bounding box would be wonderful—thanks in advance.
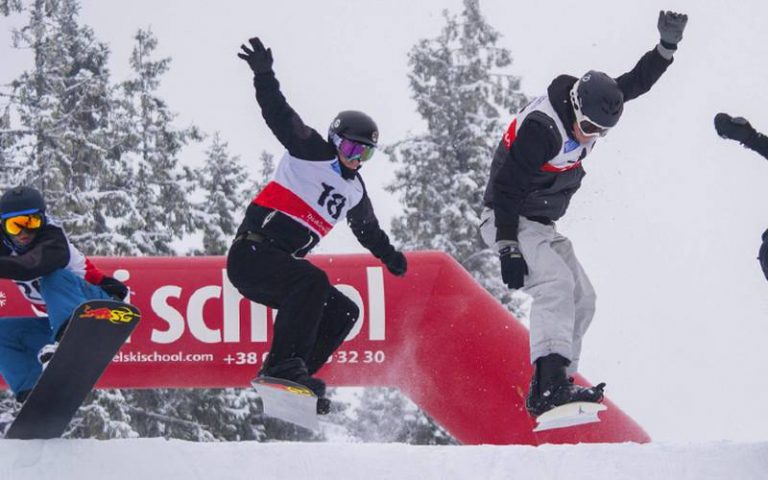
[3,214,43,235]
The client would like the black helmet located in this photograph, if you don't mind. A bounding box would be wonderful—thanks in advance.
[570,70,624,129]
[328,110,379,146]
[0,186,46,218]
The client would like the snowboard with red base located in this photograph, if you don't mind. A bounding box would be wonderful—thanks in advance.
[5,300,141,439]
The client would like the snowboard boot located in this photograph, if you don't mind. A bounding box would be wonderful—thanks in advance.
[259,357,327,398]
[37,342,59,370]
[525,353,606,417]
[316,397,332,415]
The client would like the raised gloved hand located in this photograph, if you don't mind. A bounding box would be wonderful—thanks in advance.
[99,276,129,301]
[657,11,688,50]
[382,250,407,276]
[714,113,757,144]
[498,240,527,289]
[238,37,274,74]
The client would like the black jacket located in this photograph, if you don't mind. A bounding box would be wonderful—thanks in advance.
[0,226,70,281]
[238,69,397,260]
[744,131,768,160]
[484,46,673,241]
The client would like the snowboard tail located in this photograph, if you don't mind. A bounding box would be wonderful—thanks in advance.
[5,300,141,439]
[533,401,607,432]
[251,376,326,431]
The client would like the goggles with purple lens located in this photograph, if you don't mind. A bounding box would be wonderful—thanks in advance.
[333,134,376,162]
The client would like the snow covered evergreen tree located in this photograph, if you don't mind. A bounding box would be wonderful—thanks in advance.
[0,390,19,435]
[0,105,15,180]
[66,389,137,439]
[339,387,456,444]
[386,0,529,317]
[253,151,275,191]
[0,0,126,254]
[111,27,201,255]
[119,389,268,441]
[193,133,249,255]
[0,0,21,16]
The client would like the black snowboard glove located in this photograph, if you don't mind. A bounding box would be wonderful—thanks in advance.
[715,113,758,144]
[99,276,128,301]
[498,240,527,289]
[657,10,688,50]
[238,37,274,75]
[381,250,407,276]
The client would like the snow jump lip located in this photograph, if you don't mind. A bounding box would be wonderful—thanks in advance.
[0,251,650,445]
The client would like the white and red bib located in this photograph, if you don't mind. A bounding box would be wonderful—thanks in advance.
[503,95,596,173]
[253,153,365,236]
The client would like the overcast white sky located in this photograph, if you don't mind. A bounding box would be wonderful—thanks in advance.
[2,0,768,442]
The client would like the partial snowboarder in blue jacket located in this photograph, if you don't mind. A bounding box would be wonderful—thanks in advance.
[0,186,128,402]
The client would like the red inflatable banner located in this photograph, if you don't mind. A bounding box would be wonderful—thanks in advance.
[0,251,649,445]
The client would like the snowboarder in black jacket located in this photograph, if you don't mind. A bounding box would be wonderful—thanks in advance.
[228,37,407,402]
[714,113,768,281]
[479,11,688,417]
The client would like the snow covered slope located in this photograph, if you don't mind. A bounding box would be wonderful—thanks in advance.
[1,439,766,480]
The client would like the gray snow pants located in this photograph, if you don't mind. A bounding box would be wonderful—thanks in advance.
[480,209,596,375]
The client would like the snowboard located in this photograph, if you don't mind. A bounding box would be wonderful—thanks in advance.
[533,401,607,432]
[5,300,141,439]
[251,376,331,431]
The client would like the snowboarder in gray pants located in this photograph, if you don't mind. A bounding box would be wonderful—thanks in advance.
[480,11,688,417]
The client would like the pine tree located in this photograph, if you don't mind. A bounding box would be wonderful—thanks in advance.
[112,27,201,255]
[66,389,137,439]
[0,0,22,16]
[1,0,125,254]
[194,133,250,255]
[0,389,19,435]
[0,105,15,180]
[121,389,254,441]
[386,0,529,317]
[339,387,456,444]
[119,388,322,442]
[253,151,275,192]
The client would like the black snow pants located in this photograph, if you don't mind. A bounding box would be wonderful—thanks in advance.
[226,235,359,375]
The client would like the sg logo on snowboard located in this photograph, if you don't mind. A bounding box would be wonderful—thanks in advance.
[79,305,139,325]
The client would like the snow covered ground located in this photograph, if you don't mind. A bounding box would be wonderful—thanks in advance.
[1,439,766,480]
